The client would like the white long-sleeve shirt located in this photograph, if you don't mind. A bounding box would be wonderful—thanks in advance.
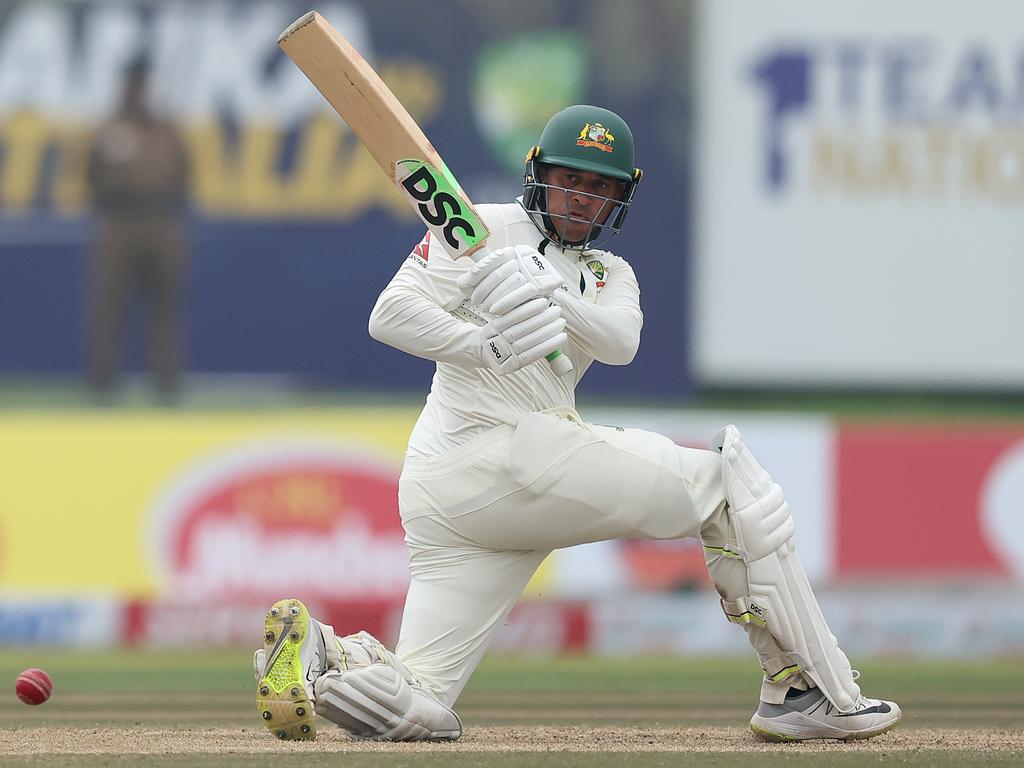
[368,202,643,456]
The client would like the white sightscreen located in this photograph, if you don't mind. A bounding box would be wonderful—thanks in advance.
[694,0,1024,388]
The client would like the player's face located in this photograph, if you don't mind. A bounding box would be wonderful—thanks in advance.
[543,166,626,245]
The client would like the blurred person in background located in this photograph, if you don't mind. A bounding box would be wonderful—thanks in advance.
[252,106,901,744]
[86,53,190,403]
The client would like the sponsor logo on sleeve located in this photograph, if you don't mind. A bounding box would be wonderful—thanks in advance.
[407,231,431,268]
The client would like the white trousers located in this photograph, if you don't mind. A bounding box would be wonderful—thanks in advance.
[396,409,726,706]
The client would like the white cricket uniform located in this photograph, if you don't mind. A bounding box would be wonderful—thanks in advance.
[369,202,727,706]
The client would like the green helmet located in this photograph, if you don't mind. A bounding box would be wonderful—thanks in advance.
[522,105,643,249]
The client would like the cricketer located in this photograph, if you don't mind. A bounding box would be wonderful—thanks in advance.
[253,105,902,743]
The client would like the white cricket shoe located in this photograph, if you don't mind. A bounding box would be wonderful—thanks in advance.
[750,686,902,741]
[254,598,328,740]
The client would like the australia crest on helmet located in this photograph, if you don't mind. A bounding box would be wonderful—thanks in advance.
[577,123,615,153]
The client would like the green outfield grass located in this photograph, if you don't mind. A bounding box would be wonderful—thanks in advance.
[0,650,1021,767]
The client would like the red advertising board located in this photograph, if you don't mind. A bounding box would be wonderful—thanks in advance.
[836,424,1024,582]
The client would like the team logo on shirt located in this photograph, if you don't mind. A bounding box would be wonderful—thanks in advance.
[586,259,606,288]
[576,123,615,153]
[407,231,431,268]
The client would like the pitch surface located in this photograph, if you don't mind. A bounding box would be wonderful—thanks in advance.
[0,652,1020,766]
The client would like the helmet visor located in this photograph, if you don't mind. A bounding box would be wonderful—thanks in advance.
[527,180,629,250]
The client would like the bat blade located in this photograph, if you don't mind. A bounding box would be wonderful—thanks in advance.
[277,11,488,260]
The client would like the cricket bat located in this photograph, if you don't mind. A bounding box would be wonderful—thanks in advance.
[277,11,572,376]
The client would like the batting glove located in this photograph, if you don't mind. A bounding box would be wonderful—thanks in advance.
[478,297,567,375]
[458,245,564,315]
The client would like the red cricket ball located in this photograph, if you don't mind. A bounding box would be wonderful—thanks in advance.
[15,668,52,705]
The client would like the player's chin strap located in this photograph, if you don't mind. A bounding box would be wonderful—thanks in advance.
[314,631,462,741]
[703,425,861,713]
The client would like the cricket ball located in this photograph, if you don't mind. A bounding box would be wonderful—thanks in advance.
[15,668,52,706]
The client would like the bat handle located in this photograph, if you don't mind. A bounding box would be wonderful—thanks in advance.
[546,349,574,376]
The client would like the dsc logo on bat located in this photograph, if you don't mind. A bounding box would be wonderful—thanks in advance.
[396,159,487,257]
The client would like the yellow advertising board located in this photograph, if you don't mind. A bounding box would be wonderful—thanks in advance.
[0,408,556,600]
[0,408,413,594]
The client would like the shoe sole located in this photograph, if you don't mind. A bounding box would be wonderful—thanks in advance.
[256,598,318,740]
[751,718,900,742]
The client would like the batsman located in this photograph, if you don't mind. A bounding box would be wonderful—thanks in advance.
[253,105,902,743]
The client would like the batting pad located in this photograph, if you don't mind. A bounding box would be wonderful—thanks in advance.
[713,425,861,713]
